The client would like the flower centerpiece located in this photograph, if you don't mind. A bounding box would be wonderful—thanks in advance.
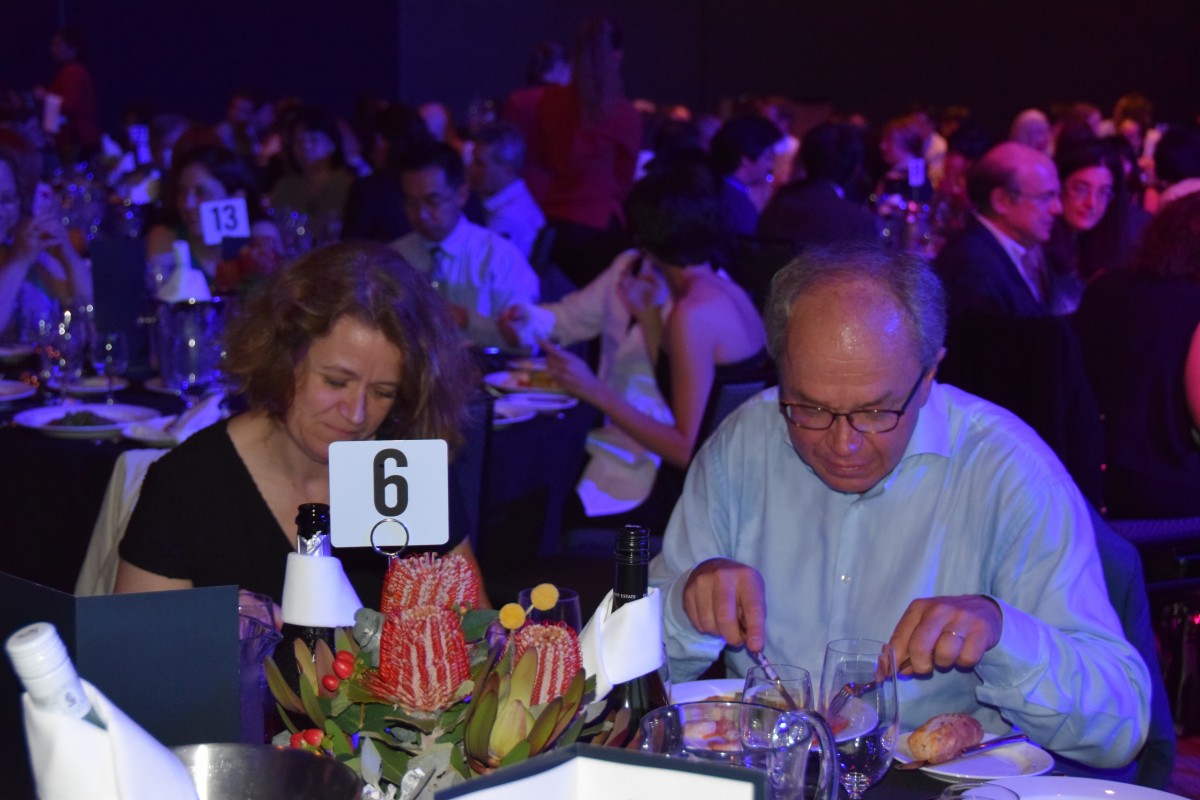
[266,553,595,798]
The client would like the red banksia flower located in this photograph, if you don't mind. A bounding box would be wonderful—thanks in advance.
[381,553,481,615]
[512,622,583,706]
[368,606,471,712]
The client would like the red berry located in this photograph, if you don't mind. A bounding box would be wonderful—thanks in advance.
[332,659,354,680]
[303,728,324,748]
[321,674,341,692]
[290,732,304,749]
[335,650,355,665]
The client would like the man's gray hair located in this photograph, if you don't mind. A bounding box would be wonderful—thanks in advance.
[764,245,947,367]
[474,121,526,172]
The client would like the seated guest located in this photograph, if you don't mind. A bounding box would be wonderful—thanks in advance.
[268,106,354,241]
[1074,192,1200,519]
[876,113,933,203]
[650,245,1150,768]
[930,125,991,241]
[1009,108,1053,155]
[1045,140,1149,304]
[115,243,483,604]
[341,103,432,243]
[392,142,538,348]
[1150,124,1200,210]
[500,163,767,531]
[756,121,877,248]
[709,113,782,236]
[467,122,546,259]
[145,145,280,296]
[0,147,92,333]
[934,142,1064,320]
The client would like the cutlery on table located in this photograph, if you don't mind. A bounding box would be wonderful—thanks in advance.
[895,732,1030,770]
[749,650,800,710]
[827,656,911,719]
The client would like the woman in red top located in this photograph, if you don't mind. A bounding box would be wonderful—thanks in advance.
[524,16,641,288]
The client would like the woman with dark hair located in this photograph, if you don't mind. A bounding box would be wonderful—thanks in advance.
[536,163,766,528]
[1044,140,1150,311]
[145,144,280,295]
[268,106,354,238]
[1074,192,1200,518]
[115,242,482,602]
[523,15,641,287]
[0,147,93,333]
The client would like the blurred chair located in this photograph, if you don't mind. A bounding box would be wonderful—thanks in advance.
[453,390,494,553]
[89,237,152,377]
[75,448,169,596]
[693,361,776,458]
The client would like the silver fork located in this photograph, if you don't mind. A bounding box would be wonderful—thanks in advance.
[826,657,911,719]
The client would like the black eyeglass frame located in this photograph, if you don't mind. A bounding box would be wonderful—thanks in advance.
[778,367,931,434]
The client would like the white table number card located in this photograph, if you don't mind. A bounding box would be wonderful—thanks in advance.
[328,440,450,549]
[199,196,251,245]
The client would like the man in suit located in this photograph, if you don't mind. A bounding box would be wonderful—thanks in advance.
[933,141,1062,320]
[709,114,782,237]
[756,121,878,248]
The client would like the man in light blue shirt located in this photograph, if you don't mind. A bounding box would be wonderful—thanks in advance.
[650,246,1150,768]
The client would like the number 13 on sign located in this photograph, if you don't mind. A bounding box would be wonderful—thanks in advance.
[328,440,450,549]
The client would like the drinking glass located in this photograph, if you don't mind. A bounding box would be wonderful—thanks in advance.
[819,639,899,800]
[92,332,129,404]
[37,306,85,402]
[743,663,814,711]
[940,783,1019,800]
[517,587,583,632]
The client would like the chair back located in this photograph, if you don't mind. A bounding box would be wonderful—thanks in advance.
[694,363,776,457]
[451,390,494,551]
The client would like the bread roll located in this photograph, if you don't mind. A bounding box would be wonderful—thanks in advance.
[908,713,984,763]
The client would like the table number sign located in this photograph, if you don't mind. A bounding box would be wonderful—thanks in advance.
[328,440,449,551]
[199,196,251,245]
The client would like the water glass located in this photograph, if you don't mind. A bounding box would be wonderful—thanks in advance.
[940,783,1020,800]
[92,332,129,404]
[743,663,814,711]
[820,639,899,800]
[517,586,583,632]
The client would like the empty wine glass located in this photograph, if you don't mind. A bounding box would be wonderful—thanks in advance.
[516,587,583,632]
[743,663,814,711]
[819,639,899,800]
[92,332,129,404]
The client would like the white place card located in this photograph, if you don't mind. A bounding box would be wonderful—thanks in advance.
[199,196,251,245]
[328,440,449,550]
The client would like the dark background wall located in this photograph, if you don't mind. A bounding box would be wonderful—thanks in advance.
[2,0,1197,137]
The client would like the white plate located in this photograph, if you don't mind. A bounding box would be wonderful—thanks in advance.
[0,379,36,402]
[484,370,569,395]
[48,375,130,395]
[0,343,36,362]
[492,398,536,428]
[122,415,180,446]
[503,392,579,412]
[507,357,548,372]
[13,403,160,439]
[144,376,180,395]
[894,731,1054,782]
[992,776,1187,800]
[670,679,875,743]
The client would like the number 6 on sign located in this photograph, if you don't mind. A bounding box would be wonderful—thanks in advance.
[328,440,449,549]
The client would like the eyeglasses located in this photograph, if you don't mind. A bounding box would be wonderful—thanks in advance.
[1008,188,1061,207]
[1063,181,1114,203]
[779,368,930,434]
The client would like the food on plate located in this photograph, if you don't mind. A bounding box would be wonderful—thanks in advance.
[47,410,117,427]
[908,712,984,764]
[514,369,560,390]
[703,691,742,702]
[683,718,741,752]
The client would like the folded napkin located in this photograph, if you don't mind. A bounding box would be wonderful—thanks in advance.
[23,679,198,800]
[579,588,664,702]
[511,303,556,349]
[169,391,224,444]
[157,242,211,304]
[576,426,661,517]
[280,552,363,628]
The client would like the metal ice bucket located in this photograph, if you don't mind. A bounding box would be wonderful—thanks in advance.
[171,743,361,799]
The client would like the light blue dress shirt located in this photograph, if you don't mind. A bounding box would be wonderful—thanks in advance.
[650,382,1150,768]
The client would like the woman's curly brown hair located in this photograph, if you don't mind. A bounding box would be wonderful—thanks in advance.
[1131,191,1200,282]
[223,242,478,448]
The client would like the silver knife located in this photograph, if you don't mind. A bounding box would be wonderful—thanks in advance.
[896,732,1030,770]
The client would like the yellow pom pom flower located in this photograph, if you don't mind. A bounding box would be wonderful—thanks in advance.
[529,583,559,612]
[498,603,527,630]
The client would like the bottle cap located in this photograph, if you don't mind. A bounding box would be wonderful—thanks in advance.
[6,622,70,686]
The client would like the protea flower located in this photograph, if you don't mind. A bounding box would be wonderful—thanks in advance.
[512,622,583,706]
[380,553,481,614]
[364,605,471,713]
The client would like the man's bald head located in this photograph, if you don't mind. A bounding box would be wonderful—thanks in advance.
[967,142,1061,246]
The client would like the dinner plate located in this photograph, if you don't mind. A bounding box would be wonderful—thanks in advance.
[122,415,180,446]
[0,379,36,402]
[14,403,160,439]
[670,680,876,743]
[144,376,180,395]
[503,392,579,412]
[506,357,548,372]
[484,370,569,395]
[492,398,536,428]
[0,343,36,362]
[894,731,1054,782]
[47,375,130,395]
[991,776,1187,799]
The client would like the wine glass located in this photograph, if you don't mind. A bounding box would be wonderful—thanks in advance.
[92,332,128,404]
[743,663,814,711]
[819,639,899,800]
[517,587,583,632]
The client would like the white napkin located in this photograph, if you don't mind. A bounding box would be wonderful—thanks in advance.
[156,266,211,304]
[22,679,198,800]
[579,588,664,702]
[280,553,363,628]
[576,426,661,517]
[169,391,224,444]
[512,303,556,349]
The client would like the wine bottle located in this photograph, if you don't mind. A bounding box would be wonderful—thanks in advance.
[6,622,106,729]
[599,524,669,747]
[276,503,336,694]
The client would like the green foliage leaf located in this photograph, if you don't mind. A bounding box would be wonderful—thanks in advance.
[558,713,586,748]
[524,696,561,754]
[299,669,328,728]
[463,675,499,760]
[498,739,531,768]
[264,655,305,714]
[449,742,470,779]
[461,609,498,642]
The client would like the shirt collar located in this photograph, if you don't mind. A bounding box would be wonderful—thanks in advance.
[423,214,468,259]
[974,212,1027,269]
